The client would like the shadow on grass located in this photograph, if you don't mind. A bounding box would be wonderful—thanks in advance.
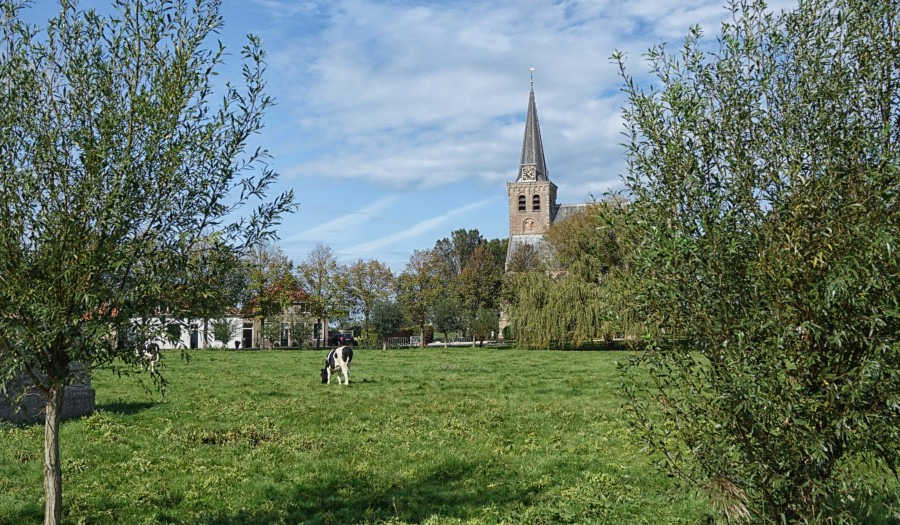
[95,401,156,415]
[200,458,537,524]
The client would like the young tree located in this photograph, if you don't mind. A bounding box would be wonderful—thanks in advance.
[258,316,283,349]
[470,308,499,347]
[431,296,464,347]
[345,258,394,341]
[288,321,309,349]
[0,1,294,522]
[617,0,899,520]
[369,299,405,350]
[210,318,241,348]
[297,244,346,348]
[396,249,443,347]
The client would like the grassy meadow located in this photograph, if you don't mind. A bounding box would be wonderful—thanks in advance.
[0,348,709,524]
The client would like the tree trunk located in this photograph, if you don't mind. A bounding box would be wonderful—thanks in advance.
[43,383,64,525]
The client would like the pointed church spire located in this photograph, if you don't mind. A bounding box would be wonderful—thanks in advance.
[517,70,549,182]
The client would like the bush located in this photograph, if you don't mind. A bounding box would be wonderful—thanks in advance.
[616,0,899,521]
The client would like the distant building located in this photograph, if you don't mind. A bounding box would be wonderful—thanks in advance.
[505,77,587,271]
[500,78,589,339]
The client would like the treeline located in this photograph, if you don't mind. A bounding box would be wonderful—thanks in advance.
[219,230,509,348]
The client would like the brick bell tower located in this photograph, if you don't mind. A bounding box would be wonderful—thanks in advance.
[506,74,557,263]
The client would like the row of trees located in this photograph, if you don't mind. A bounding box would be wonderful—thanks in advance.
[234,229,508,349]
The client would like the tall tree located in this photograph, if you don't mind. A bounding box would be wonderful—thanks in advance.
[432,228,484,286]
[297,244,346,348]
[243,243,297,319]
[616,0,899,520]
[396,249,442,347]
[454,243,502,321]
[0,1,294,523]
[345,259,394,340]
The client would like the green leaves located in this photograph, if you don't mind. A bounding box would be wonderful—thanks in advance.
[617,0,899,521]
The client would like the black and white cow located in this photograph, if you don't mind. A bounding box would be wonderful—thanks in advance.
[137,343,160,373]
[321,346,353,385]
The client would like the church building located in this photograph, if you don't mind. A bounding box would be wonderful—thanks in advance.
[505,78,586,270]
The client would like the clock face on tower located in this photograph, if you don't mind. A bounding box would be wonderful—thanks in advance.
[521,165,536,181]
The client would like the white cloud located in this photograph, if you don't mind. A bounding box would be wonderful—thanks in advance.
[286,195,401,241]
[346,198,496,257]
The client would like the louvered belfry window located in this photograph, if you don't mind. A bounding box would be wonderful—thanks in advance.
[532,194,541,211]
[518,195,526,211]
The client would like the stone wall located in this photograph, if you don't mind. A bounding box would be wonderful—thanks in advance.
[0,362,96,424]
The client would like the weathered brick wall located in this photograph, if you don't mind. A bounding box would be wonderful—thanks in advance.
[507,181,558,235]
[0,361,96,424]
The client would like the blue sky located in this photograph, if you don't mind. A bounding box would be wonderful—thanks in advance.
[28,0,795,271]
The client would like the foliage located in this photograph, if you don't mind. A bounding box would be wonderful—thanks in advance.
[296,243,346,348]
[543,199,627,283]
[0,1,294,522]
[258,318,282,349]
[432,229,484,286]
[288,321,309,349]
[396,250,443,347]
[505,241,544,273]
[454,243,503,318]
[504,272,613,349]
[503,200,636,348]
[345,258,394,340]
[430,296,465,347]
[470,308,499,346]
[616,0,899,521]
[210,318,241,347]
[242,244,300,319]
[369,299,405,350]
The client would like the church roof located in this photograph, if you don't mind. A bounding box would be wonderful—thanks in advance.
[554,203,589,223]
[516,80,549,182]
[505,234,559,271]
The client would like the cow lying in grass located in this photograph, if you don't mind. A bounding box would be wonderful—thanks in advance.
[321,346,352,385]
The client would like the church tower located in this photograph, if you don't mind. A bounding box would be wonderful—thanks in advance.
[505,76,558,269]
[508,77,557,236]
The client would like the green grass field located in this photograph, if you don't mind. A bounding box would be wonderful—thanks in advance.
[0,349,709,524]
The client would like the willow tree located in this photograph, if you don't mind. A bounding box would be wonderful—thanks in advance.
[0,1,294,523]
[504,272,609,349]
[617,0,899,520]
[503,200,634,348]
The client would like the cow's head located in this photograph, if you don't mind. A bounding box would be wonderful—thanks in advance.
[320,367,328,384]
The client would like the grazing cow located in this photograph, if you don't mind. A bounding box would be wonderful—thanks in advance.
[137,343,160,373]
[321,346,353,385]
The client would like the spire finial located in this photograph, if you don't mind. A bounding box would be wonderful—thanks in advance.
[529,67,535,87]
